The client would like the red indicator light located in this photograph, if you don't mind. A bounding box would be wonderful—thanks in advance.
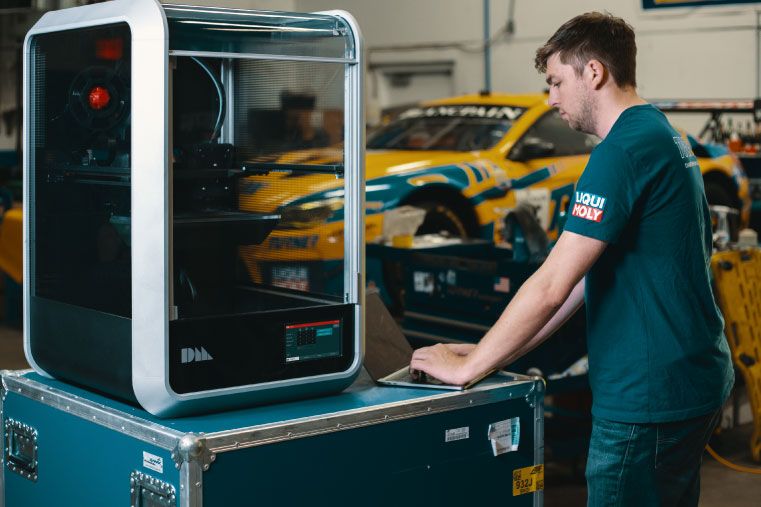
[88,86,111,110]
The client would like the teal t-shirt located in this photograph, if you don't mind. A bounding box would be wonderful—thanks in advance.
[563,104,734,423]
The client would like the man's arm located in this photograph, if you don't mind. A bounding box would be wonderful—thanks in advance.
[440,279,584,361]
[503,277,585,364]
[410,231,606,385]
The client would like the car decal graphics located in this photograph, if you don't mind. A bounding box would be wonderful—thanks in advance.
[399,105,526,121]
[466,163,485,183]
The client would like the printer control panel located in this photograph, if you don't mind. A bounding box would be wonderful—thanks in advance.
[285,320,342,363]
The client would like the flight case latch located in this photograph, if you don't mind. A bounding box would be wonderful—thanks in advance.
[4,418,38,482]
[130,470,177,507]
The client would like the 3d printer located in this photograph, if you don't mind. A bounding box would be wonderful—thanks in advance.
[23,0,364,416]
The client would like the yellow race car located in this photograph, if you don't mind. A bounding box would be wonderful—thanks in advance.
[239,93,750,293]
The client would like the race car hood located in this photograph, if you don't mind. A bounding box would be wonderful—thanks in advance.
[239,149,500,214]
[365,149,491,178]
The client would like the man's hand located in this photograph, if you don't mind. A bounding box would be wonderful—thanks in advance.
[444,343,476,356]
[410,343,474,386]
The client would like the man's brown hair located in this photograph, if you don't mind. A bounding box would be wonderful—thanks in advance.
[535,12,637,88]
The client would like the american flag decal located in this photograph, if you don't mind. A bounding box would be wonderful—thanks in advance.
[494,277,511,293]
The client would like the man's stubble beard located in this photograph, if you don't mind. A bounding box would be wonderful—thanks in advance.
[569,88,597,135]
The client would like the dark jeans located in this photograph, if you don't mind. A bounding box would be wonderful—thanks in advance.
[585,408,722,507]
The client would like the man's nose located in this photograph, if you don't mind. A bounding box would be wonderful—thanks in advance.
[547,89,559,107]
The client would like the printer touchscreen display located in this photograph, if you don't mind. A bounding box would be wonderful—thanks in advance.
[285,320,342,363]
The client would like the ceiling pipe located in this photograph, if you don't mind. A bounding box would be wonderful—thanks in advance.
[483,0,491,94]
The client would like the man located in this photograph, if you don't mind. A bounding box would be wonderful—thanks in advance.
[410,12,733,506]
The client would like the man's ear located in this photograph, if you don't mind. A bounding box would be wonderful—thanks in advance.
[586,59,607,90]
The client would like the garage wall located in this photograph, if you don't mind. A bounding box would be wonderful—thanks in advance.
[295,0,759,132]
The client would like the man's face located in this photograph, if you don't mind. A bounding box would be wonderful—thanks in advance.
[545,53,596,135]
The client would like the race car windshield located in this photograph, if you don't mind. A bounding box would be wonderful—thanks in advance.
[367,104,526,151]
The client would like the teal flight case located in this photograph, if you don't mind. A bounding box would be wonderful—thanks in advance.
[1,370,544,506]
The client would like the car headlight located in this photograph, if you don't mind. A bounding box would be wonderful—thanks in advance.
[279,197,344,228]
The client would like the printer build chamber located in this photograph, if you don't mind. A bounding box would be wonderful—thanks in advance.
[23,0,365,416]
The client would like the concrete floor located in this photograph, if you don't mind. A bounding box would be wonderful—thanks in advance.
[1,324,760,505]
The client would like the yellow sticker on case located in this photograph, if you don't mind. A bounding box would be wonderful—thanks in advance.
[512,464,544,496]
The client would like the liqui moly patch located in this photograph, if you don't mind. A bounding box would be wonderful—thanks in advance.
[571,192,606,223]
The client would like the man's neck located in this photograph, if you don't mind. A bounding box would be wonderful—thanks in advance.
[594,88,647,139]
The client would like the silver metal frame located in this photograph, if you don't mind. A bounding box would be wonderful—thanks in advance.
[326,9,367,406]
[2,372,538,453]
[180,461,203,507]
[219,58,234,145]
[203,376,537,454]
[169,49,356,65]
[125,0,174,418]
[22,0,367,418]
[2,372,182,450]
[532,379,545,506]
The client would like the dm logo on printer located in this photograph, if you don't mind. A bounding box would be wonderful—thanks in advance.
[571,191,606,223]
[181,347,214,364]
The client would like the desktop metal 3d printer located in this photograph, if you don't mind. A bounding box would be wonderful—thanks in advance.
[23,0,365,417]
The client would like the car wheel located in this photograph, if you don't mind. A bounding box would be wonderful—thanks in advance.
[704,181,739,241]
[410,201,470,237]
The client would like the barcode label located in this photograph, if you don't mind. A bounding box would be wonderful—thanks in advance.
[445,426,470,442]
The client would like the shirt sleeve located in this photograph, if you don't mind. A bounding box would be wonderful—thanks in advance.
[563,142,637,244]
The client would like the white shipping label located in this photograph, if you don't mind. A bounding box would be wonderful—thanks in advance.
[413,271,434,294]
[488,417,520,456]
[445,426,470,442]
[143,451,164,474]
